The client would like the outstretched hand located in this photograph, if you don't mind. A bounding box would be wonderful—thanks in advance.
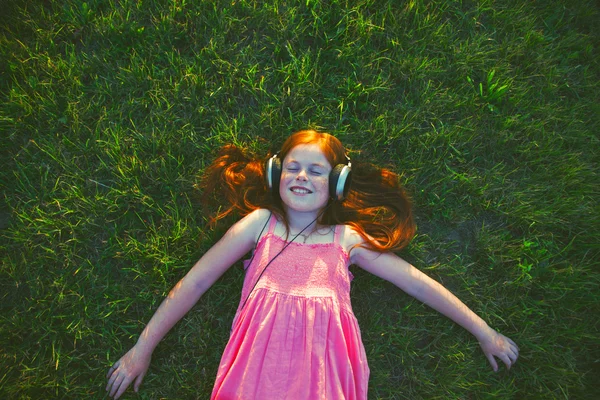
[478,329,519,372]
[106,345,152,399]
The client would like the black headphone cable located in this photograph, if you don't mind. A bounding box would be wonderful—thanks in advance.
[238,203,333,313]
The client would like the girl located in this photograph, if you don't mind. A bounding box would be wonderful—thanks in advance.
[106,130,518,399]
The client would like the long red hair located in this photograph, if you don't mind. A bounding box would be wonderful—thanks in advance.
[201,130,415,252]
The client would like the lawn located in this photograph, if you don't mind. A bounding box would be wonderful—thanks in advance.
[1,0,598,398]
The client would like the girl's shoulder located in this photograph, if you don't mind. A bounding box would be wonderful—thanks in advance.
[235,208,271,227]
[338,224,362,246]
[338,224,387,264]
[338,224,367,260]
[230,208,273,245]
[249,208,273,230]
[249,208,272,223]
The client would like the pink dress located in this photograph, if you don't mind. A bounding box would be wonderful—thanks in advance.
[211,214,369,399]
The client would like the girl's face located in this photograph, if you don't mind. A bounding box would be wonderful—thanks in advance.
[279,144,332,214]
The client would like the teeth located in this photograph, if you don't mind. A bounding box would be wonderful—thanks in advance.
[291,188,311,194]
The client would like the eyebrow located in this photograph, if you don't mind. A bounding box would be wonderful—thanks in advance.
[286,160,328,168]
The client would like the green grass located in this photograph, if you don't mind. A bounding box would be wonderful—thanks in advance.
[1,0,598,398]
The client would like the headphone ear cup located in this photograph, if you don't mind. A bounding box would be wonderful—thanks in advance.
[266,155,282,195]
[329,164,352,201]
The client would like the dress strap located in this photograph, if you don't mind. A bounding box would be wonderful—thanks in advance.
[267,212,277,233]
[333,224,341,244]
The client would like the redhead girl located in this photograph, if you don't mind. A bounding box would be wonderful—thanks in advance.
[106,130,519,399]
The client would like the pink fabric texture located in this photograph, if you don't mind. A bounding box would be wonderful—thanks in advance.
[211,215,369,399]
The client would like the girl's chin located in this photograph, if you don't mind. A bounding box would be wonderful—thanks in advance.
[280,192,329,213]
[283,200,323,211]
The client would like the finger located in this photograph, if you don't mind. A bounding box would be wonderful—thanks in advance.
[106,369,119,392]
[109,374,125,398]
[114,376,133,400]
[507,337,519,351]
[106,363,123,391]
[486,353,499,372]
[106,361,120,379]
[510,343,519,355]
[509,352,518,365]
[498,353,512,370]
[134,371,146,392]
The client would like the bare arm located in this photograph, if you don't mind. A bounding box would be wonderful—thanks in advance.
[346,229,519,372]
[134,209,267,352]
[106,209,270,398]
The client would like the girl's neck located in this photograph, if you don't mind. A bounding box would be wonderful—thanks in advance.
[284,207,325,233]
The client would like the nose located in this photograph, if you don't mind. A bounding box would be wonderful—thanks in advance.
[296,169,308,181]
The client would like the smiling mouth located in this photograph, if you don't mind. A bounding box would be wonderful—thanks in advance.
[290,187,312,194]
